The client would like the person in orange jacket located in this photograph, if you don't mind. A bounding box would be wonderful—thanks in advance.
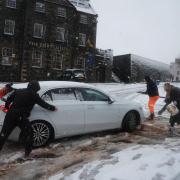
[144,76,159,120]
[0,83,14,100]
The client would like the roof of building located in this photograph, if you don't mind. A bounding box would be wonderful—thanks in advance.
[114,54,170,72]
[45,0,75,8]
[68,0,97,15]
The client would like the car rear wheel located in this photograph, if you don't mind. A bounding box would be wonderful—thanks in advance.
[31,120,53,148]
[122,111,140,132]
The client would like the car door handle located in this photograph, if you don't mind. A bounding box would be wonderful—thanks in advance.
[87,105,95,109]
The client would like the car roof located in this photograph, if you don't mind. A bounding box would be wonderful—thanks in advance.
[12,81,112,99]
[13,81,97,91]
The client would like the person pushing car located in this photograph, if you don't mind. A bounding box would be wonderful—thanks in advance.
[0,81,56,157]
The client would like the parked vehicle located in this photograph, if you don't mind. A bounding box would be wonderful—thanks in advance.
[0,81,145,148]
[61,69,86,82]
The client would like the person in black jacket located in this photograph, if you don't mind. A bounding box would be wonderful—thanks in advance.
[0,81,56,157]
[158,83,180,135]
[144,76,159,120]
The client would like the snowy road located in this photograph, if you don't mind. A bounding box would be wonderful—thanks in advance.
[53,139,180,180]
[0,82,180,180]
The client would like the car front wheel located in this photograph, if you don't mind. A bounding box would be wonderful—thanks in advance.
[122,111,140,132]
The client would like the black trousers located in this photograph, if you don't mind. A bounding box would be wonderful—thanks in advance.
[170,112,180,127]
[0,109,33,155]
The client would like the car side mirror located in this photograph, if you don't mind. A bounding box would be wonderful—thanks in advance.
[108,98,114,104]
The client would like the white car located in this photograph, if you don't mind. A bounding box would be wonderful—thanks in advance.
[0,81,145,148]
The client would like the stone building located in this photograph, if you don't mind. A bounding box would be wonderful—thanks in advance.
[0,0,98,82]
[95,49,113,82]
[69,0,98,82]
[170,58,180,82]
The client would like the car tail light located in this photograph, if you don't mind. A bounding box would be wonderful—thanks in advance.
[0,105,8,113]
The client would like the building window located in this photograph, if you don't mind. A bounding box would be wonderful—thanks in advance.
[52,51,63,70]
[79,33,86,47]
[1,48,13,65]
[35,2,45,13]
[57,7,66,17]
[177,71,180,75]
[33,23,45,38]
[6,0,16,8]
[4,19,15,35]
[32,50,42,67]
[80,14,88,24]
[76,57,85,68]
[56,27,65,42]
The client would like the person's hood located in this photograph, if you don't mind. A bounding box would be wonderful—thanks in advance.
[145,76,151,82]
[27,81,40,92]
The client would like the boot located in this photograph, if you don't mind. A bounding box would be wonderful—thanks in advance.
[148,113,155,120]
[168,127,176,137]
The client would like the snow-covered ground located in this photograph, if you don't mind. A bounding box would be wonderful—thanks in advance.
[50,139,180,180]
[0,82,180,180]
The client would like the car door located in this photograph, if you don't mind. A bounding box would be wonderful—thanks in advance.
[75,88,121,133]
[41,87,85,137]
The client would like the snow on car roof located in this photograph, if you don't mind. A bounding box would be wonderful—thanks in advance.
[12,81,110,97]
[13,81,95,90]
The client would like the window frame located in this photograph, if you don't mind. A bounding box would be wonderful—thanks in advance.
[33,23,45,38]
[4,19,15,35]
[80,14,88,24]
[1,47,13,65]
[32,49,43,68]
[75,57,85,68]
[6,0,16,9]
[79,33,86,47]
[57,7,66,18]
[56,27,65,42]
[52,51,63,70]
[35,2,45,13]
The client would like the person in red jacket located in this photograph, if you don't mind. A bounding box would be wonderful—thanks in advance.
[0,83,13,100]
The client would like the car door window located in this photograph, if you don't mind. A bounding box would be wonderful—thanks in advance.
[74,89,84,101]
[76,88,109,102]
[42,88,77,101]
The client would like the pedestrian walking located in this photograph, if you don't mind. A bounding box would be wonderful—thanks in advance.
[158,83,180,136]
[0,81,56,157]
[143,76,160,120]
